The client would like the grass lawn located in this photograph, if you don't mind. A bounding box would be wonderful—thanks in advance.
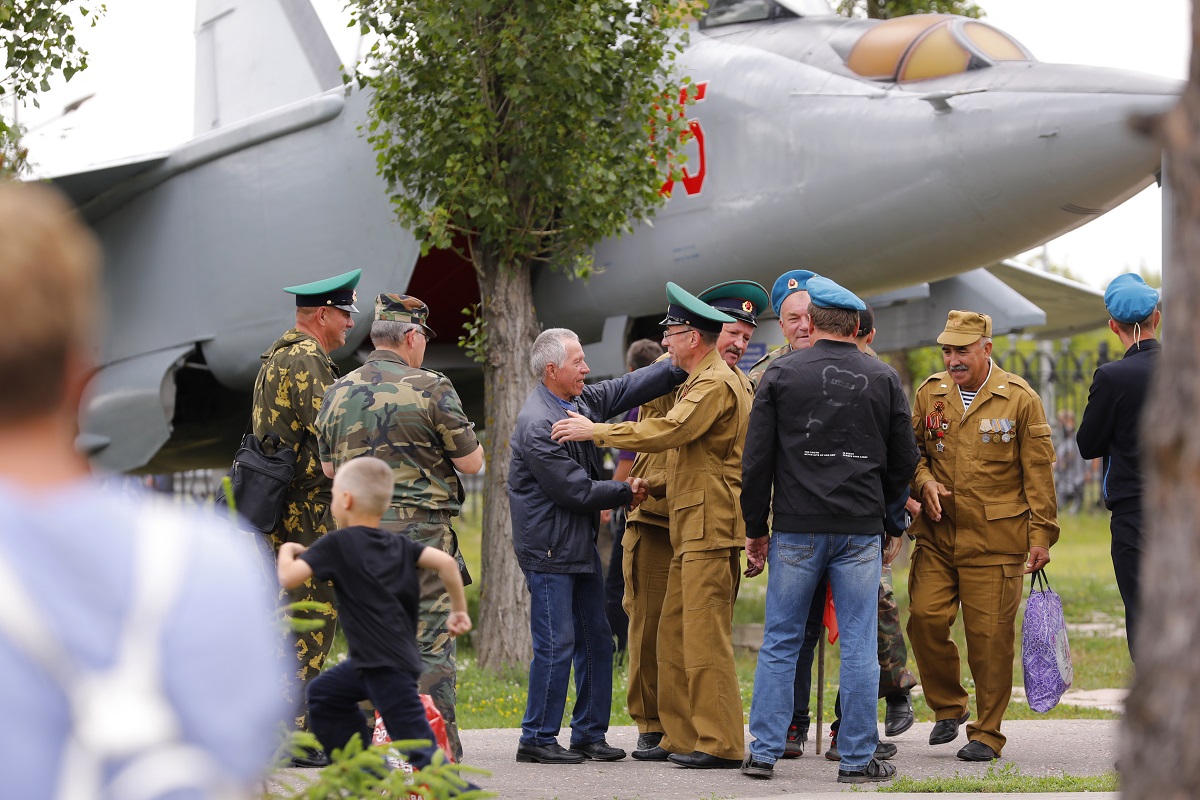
[449,500,1127,729]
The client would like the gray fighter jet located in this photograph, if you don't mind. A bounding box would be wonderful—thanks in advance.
[50,0,1178,472]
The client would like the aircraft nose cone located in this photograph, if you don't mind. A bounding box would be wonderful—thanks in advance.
[937,63,1177,250]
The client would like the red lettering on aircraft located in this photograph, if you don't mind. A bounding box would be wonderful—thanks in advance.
[661,81,708,198]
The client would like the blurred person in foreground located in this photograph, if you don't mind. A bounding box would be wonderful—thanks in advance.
[0,182,284,798]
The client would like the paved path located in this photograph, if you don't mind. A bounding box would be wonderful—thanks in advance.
[451,719,1117,798]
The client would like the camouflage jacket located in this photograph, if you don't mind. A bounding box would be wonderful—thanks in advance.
[251,328,338,504]
[747,343,792,391]
[317,349,480,513]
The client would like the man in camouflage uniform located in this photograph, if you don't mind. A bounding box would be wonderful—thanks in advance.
[252,268,360,760]
[747,272,916,760]
[316,294,483,761]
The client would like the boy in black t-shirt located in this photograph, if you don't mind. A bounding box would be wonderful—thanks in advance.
[277,457,472,770]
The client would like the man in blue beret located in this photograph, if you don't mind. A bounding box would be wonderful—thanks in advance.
[741,277,918,784]
[1076,273,1161,660]
[251,268,361,766]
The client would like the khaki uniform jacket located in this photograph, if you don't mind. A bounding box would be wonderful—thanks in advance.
[593,349,752,554]
[909,363,1060,565]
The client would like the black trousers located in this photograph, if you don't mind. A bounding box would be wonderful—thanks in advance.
[307,660,439,769]
[1111,510,1143,660]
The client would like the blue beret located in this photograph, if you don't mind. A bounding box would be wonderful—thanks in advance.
[770,270,817,316]
[807,275,866,312]
[1104,273,1159,324]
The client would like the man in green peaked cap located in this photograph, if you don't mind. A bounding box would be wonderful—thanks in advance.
[698,280,769,371]
[552,281,751,768]
[252,268,362,764]
[316,293,482,760]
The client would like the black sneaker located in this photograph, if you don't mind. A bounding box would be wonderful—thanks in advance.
[741,755,774,778]
[783,724,807,758]
[290,747,330,769]
[837,757,897,784]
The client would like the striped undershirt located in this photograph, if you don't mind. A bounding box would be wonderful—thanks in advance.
[957,360,992,411]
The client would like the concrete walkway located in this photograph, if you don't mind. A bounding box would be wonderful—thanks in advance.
[446,719,1116,798]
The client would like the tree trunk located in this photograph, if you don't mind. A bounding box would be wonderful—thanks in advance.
[475,251,540,669]
[1121,7,1196,796]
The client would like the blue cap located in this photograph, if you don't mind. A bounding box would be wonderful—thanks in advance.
[807,275,866,311]
[770,270,817,316]
[1104,273,1159,324]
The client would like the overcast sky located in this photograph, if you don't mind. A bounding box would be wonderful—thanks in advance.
[16,0,1190,289]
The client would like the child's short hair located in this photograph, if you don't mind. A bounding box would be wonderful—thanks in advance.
[334,457,395,517]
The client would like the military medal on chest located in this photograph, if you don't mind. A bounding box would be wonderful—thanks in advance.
[980,419,992,443]
[926,400,949,450]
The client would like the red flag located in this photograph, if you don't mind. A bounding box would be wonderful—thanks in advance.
[823,583,839,644]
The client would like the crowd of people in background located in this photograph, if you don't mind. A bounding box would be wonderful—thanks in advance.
[0,178,1158,796]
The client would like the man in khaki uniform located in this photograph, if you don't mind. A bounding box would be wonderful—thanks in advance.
[620,281,766,759]
[552,282,750,768]
[907,311,1059,762]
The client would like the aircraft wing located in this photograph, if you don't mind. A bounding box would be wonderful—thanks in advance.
[45,154,170,209]
[867,260,1108,352]
[984,260,1109,339]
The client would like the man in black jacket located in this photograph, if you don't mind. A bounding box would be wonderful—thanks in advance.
[508,328,683,765]
[1077,273,1161,659]
[740,277,918,785]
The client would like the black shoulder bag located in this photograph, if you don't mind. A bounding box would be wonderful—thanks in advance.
[215,426,309,534]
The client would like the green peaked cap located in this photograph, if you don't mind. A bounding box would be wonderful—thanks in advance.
[698,280,770,327]
[283,268,362,311]
[661,281,736,334]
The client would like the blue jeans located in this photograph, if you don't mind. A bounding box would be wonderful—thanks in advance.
[520,550,614,747]
[791,573,828,731]
[748,533,881,771]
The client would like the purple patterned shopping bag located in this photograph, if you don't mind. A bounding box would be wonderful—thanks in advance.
[1022,569,1073,713]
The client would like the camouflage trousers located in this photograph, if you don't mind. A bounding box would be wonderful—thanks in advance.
[380,507,465,762]
[879,566,918,698]
[269,498,337,730]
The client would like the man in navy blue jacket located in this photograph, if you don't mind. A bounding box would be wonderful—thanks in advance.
[508,328,684,765]
[1077,273,1161,659]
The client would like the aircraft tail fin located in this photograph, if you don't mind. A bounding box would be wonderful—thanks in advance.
[194,0,342,135]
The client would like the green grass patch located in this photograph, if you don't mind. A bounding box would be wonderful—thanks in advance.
[450,498,1128,729]
[878,762,1118,792]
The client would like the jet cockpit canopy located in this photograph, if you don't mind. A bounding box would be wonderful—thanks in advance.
[834,14,1034,83]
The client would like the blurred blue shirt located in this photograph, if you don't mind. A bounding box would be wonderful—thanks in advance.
[0,479,287,799]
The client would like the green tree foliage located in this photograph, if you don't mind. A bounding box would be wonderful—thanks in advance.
[350,0,693,272]
[0,1,102,176]
[836,0,983,19]
[349,0,695,666]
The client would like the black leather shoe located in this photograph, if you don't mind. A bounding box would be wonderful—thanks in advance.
[884,696,915,737]
[633,743,672,762]
[290,747,330,768]
[741,755,774,778]
[667,750,742,769]
[957,740,998,762]
[928,712,970,745]
[570,739,626,761]
[516,741,586,764]
[635,732,663,752]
